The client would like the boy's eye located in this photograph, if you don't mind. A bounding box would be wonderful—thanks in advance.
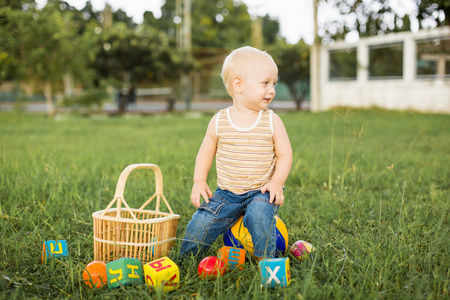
[262,81,276,86]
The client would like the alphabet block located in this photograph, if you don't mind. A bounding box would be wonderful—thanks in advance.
[217,246,245,270]
[259,257,291,287]
[143,257,179,292]
[106,258,143,289]
[41,240,68,264]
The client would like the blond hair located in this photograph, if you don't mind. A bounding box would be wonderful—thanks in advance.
[221,46,275,97]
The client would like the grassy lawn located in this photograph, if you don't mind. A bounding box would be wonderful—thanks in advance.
[0,109,448,299]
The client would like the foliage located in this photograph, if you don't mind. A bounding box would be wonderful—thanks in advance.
[0,0,35,10]
[60,88,109,113]
[321,0,449,43]
[112,8,135,28]
[0,1,98,115]
[91,24,196,113]
[0,110,448,299]
[0,8,17,82]
[269,40,310,109]
[155,0,280,49]
[262,13,281,45]
[417,0,450,27]
[0,0,198,115]
[191,0,252,48]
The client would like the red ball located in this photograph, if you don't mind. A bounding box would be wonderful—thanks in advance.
[82,261,107,288]
[198,256,225,279]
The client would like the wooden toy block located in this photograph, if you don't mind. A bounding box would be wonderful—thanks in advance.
[106,258,143,289]
[217,246,246,270]
[41,240,68,264]
[143,257,179,292]
[259,257,291,287]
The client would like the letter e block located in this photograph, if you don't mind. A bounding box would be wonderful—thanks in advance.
[259,257,291,287]
[106,258,143,289]
[143,257,179,292]
[217,246,245,270]
[41,240,68,264]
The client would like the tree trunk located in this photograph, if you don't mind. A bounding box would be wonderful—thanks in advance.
[63,72,74,97]
[42,82,55,117]
[289,86,302,111]
[117,91,127,114]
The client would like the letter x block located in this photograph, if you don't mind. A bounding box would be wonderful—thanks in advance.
[217,246,245,271]
[259,257,291,287]
[106,258,143,289]
[143,257,179,292]
[41,240,68,264]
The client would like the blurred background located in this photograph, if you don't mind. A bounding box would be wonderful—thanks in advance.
[0,0,448,115]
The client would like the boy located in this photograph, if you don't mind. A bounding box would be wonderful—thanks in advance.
[180,46,292,260]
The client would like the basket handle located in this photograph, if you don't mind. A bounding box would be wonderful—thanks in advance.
[101,164,174,219]
[114,163,163,198]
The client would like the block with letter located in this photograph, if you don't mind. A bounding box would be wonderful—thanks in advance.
[106,258,143,289]
[259,257,291,287]
[217,246,245,271]
[41,240,68,264]
[143,257,179,292]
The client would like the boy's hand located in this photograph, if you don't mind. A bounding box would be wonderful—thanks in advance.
[261,180,284,206]
[191,181,212,208]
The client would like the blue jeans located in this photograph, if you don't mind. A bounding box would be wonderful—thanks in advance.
[179,188,279,258]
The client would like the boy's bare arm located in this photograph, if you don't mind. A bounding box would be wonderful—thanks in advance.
[191,115,218,207]
[261,113,293,206]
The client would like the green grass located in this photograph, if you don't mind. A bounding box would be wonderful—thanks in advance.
[0,109,448,299]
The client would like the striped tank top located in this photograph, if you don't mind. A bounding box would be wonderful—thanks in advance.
[215,107,276,195]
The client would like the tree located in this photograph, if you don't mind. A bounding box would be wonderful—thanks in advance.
[417,0,450,27]
[0,0,37,82]
[143,11,159,29]
[0,0,35,10]
[91,24,195,113]
[0,0,97,115]
[269,40,310,110]
[320,0,449,43]
[191,0,252,48]
[262,14,281,46]
[112,8,135,28]
[145,0,176,37]
[71,1,102,34]
[320,0,404,43]
[151,0,280,49]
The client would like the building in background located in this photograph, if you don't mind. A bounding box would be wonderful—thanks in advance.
[313,26,450,113]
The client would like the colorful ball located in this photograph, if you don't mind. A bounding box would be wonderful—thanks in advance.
[290,240,315,261]
[82,261,107,288]
[222,215,288,257]
[198,256,225,279]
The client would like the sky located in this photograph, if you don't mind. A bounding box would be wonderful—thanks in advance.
[35,0,419,45]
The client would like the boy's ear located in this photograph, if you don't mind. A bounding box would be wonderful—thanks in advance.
[231,76,243,94]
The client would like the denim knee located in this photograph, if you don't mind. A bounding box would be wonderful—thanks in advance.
[243,192,278,257]
[179,191,240,257]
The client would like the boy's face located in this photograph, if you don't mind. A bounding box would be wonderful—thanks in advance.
[239,56,278,111]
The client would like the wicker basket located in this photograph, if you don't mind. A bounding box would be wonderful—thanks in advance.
[92,164,180,263]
